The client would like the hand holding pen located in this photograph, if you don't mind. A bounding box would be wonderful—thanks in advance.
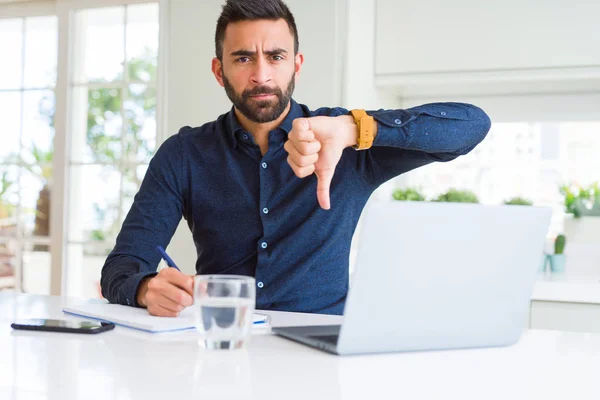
[135,246,194,317]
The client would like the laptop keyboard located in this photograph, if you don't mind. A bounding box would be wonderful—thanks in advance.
[308,334,339,345]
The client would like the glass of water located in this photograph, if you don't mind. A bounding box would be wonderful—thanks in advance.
[193,275,256,350]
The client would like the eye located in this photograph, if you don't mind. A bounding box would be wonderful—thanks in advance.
[272,55,284,61]
[236,57,250,63]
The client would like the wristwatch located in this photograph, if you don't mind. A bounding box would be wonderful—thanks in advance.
[350,109,375,150]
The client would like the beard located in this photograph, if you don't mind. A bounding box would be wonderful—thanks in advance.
[223,72,295,123]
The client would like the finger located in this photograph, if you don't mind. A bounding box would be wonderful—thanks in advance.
[295,140,321,156]
[284,139,320,157]
[157,294,187,313]
[289,152,319,168]
[149,277,194,307]
[147,303,179,317]
[147,302,179,317]
[287,156,316,178]
[291,118,315,142]
[162,283,194,307]
[316,168,334,210]
[161,268,194,295]
[146,283,190,310]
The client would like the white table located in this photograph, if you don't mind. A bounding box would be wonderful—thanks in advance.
[1,293,600,400]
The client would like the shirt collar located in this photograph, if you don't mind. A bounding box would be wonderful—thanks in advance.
[225,98,303,148]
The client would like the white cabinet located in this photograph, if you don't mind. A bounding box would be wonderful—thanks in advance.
[374,0,600,97]
[375,0,600,75]
[530,301,600,333]
[530,278,600,333]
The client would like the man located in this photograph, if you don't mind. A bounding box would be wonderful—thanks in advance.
[101,0,491,316]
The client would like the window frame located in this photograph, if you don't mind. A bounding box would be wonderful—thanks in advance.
[0,0,169,296]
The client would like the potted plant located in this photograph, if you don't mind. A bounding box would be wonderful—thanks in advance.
[560,183,600,246]
[504,197,533,206]
[391,188,426,202]
[433,189,479,203]
[546,234,567,273]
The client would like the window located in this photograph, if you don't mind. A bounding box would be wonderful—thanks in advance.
[0,0,161,298]
[0,15,58,293]
[396,121,600,238]
[66,3,159,298]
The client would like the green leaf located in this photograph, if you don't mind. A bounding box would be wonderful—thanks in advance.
[504,197,533,206]
[561,182,600,218]
[392,188,426,201]
[433,189,479,203]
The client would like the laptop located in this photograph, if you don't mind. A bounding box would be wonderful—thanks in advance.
[273,201,552,356]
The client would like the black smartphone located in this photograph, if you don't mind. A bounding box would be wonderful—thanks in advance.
[11,319,115,334]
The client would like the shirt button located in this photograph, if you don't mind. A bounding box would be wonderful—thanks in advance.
[261,242,268,249]
[261,162,267,169]
[257,282,264,288]
[440,112,447,116]
[394,118,402,125]
[242,134,249,140]
[262,207,269,214]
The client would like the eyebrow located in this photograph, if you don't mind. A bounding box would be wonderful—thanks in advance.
[230,48,289,57]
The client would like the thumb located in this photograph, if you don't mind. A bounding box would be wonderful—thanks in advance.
[315,169,334,210]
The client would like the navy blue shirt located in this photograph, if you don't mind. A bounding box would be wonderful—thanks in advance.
[101,99,491,315]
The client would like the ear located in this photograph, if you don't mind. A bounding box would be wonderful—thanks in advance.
[212,57,225,88]
[294,52,304,79]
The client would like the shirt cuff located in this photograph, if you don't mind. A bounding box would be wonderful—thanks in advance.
[119,270,158,307]
[370,110,415,148]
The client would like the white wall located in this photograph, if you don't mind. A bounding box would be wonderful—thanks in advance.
[343,0,398,110]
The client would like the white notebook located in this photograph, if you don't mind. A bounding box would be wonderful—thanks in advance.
[62,302,269,333]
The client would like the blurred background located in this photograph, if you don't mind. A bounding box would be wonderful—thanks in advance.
[0,0,599,329]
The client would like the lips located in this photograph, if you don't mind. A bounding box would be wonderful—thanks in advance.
[250,94,275,99]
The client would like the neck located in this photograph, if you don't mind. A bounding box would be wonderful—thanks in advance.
[234,102,292,153]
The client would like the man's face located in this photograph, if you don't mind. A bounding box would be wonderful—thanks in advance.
[213,19,303,123]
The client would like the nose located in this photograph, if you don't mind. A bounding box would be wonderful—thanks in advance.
[250,56,272,86]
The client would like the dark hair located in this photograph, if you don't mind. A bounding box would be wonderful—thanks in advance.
[215,0,299,61]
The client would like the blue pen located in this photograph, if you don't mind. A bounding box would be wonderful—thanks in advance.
[156,246,181,271]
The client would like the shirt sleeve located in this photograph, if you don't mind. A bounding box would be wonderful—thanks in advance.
[354,102,491,186]
[100,133,187,307]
